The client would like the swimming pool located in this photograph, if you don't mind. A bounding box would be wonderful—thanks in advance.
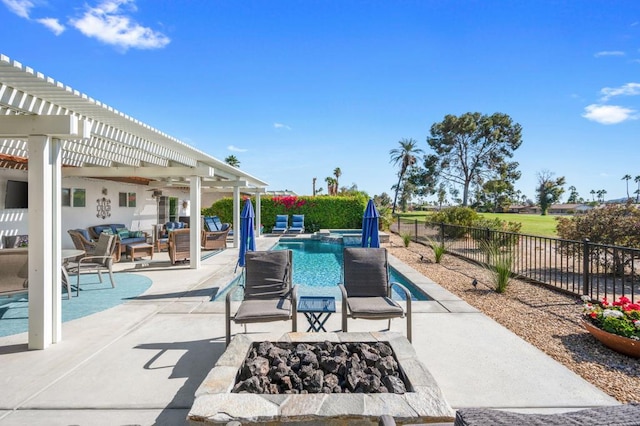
[215,239,429,301]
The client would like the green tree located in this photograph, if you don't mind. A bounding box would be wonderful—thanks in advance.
[622,174,632,200]
[590,189,596,202]
[224,155,240,168]
[333,167,342,189]
[536,170,565,215]
[424,112,522,206]
[389,138,423,214]
[476,162,521,212]
[436,183,447,209]
[567,186,580,204]
[325,177,337,195]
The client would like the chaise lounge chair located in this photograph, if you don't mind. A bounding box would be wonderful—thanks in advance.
[288,214,305,234]
[225,250,297,346]
[272,215,289,234]
[339,247,412,342]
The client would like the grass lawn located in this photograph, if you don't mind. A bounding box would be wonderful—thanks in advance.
[396,211,559,237]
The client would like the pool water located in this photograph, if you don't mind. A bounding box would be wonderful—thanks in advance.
[216,239,429,301]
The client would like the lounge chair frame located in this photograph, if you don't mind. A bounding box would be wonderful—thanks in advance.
[339,247,412,342]
[225,250,297,346]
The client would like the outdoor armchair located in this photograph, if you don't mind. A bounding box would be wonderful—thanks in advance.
[68,229,97,258]
[201,216,231,250]
[225,250,297,346]
[272,215,289,233]
[168,228,190,264]
[76,233,117,297]
[339,247,412,342]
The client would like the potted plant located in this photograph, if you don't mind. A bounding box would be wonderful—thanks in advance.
[581,295,640,358]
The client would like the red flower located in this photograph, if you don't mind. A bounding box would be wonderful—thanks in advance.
[590,312,597,318]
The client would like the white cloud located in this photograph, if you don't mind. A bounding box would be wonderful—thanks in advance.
[36,17,65,35]
[600,82,640,101]
[594,51,625,58]
[70,0,170,51]
[1,0,33,18]
[582,104,637,124]
[274,122,292,130]
[227,145,247,152]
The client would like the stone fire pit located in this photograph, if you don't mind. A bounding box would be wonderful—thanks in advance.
[188,332,454,425]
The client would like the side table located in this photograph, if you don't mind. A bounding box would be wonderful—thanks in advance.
[297,296,336,332]
[126,242,154,261]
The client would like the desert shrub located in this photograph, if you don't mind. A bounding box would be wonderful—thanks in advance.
[429,206,521,243]
[401,232,412,247]
[426,236,447,263]
[556,202,640,248]
[480,240,515,293]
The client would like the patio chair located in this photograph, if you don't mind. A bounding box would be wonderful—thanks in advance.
[339,247,412,342]
[225,250,297,346]
[0,248,29,296]
[201,216,231,250]
[76,233,117,296]
[288,214,305,233]
[68,229,97,257]
[168,228,190,264]
[272,215,289,233]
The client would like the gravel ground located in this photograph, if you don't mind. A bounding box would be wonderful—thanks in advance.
[385,233,640,404]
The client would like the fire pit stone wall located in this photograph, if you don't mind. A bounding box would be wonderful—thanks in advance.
[188,332,454,425]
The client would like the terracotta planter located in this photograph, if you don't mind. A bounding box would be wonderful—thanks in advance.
[582,319,640,358]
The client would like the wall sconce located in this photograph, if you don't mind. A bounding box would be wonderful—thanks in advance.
[102,187,108,195]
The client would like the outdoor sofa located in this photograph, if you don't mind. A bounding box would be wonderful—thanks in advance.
[87,224,147,260]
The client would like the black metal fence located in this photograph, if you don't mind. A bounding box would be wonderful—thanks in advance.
[392,217,640,303]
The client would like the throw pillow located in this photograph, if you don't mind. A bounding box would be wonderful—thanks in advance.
[116,228,130,239]
[101,228,114,235]
[130,231,144,238]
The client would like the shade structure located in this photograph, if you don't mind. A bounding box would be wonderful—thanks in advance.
[238,199,256,267]
[361,199,380,248]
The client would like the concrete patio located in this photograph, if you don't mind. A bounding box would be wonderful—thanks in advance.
[0,237,619,425]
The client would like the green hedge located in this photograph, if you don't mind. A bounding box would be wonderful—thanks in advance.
[202,195,368,233]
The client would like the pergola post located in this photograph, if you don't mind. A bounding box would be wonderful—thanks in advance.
[190,176,201,269]
[255,193,262,238]
[233,186,240,248]
[27,135,62,349]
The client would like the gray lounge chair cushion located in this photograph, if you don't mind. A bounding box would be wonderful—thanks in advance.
[343,247,388,297]
[234,298,292,323]
[454,403,640,426]
[347,296,403,319]
[244,250,290,299]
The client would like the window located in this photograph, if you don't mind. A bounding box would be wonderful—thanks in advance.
[119,192,137,207]
[62,188,85,207]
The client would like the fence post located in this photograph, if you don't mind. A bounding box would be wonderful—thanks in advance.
[396,216,400,233]
[485,228,491,264]
[582,238,590,296]
[439,222,444,244]
[414,219,418,243]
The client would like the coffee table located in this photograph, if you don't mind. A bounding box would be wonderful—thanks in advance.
[297,296,336,332]
[126,242,154,261]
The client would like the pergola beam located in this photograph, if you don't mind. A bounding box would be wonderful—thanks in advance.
[62,163,215,178]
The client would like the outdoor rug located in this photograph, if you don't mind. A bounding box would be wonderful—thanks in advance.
[0,272,152,338]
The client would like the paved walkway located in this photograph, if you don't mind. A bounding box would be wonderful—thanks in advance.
[0,237,618,425]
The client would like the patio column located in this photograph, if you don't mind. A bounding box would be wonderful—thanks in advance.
[190,176,201,269]
[255,192,262,238]
[27,135,62,349]
[233,186,240,248]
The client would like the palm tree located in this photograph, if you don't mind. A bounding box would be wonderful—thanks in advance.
[224,155,240,168]
[389,138,423,214]
[635,176,640,202]
[312,177,317,196]
[622,174,632,200]
[325,177,337,195]
[590,189,596,202]
[333,167,342,191]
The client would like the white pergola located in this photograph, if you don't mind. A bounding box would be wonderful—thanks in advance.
[0,54,268,350]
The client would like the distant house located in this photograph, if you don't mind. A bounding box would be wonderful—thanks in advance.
[505,204,592,215]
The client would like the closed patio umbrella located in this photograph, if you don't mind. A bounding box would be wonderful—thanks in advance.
[361,199,380,248]
[238,198,256,267]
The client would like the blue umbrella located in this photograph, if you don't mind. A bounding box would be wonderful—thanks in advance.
[238,199,256,267]
[361,199,380,248]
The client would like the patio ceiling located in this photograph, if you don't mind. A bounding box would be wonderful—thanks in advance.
[0,54,267,191]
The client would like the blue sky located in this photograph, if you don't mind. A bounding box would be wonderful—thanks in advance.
[2,0,640,203]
